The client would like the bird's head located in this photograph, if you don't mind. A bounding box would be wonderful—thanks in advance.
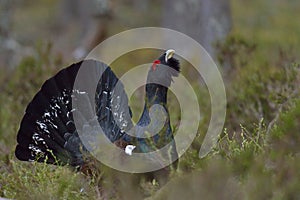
[147,49,180,87]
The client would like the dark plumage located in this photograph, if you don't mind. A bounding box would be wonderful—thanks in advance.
[15,50,180,178]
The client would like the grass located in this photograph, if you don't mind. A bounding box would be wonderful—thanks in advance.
[1,0,300,199]
[0,159,97,200]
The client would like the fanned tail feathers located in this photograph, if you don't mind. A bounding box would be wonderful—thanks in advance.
[15,60,132,167]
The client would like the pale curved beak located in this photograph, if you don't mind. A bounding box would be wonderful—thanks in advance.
[165,49,175,63]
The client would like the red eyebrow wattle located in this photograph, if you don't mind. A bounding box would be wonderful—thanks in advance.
[152,60,161,70]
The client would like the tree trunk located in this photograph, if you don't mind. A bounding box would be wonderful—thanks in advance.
[60,0,113,59]
[162,0,232,61]
[0,0,15,68]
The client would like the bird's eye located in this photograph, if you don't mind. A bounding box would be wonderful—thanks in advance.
[152,60,161,71]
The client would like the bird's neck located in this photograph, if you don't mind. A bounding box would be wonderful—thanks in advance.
[145,83,168,106]
[136,83,168,126]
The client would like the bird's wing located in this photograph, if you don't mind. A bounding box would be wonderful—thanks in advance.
[15,60,133,166]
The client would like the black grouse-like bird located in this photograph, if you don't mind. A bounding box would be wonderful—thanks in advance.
[15,49,180,176]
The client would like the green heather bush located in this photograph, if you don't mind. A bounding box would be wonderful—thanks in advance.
[1,37,299,199]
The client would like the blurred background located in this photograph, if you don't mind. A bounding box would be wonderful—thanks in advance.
[0,0,231,68]
[1,0,300,199]
[1,0,299,67]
